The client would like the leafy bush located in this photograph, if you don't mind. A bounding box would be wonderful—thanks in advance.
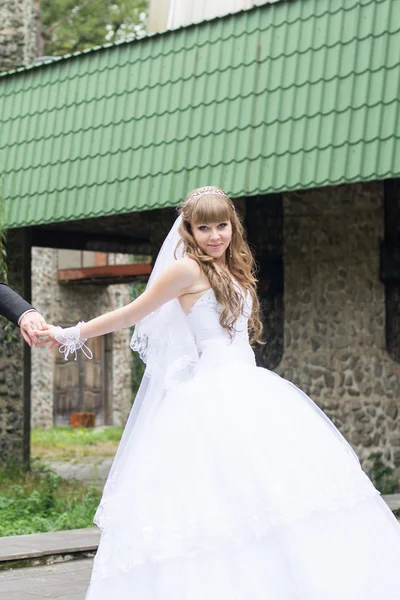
[0,461,101,537]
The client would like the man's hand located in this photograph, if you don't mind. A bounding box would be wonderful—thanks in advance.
[20,311,48,347]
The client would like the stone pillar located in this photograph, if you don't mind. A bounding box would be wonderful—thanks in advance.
[0,229,32,466]
[0,0,38,71]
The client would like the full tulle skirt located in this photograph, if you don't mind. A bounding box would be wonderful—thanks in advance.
[86,360,400,599]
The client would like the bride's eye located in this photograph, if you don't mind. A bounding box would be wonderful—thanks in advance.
[218,223,227,228]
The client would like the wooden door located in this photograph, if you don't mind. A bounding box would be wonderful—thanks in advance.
[53,336,108,426]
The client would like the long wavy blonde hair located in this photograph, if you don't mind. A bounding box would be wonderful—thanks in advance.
[176,187,263,345]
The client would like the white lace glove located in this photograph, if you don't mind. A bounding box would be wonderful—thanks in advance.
[53,321,93,361]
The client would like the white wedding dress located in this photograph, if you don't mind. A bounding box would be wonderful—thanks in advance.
[86,286,400,599]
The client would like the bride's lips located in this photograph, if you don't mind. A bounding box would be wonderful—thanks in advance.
[208,244,223,248]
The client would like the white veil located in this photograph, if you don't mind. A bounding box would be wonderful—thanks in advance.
[94,215,199,529]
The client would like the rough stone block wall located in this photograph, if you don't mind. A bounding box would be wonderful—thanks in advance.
[31,247,132,429]
[0,0,37,464]
[276,182,400,474]
[105,284,133,427]
[30,248,54,428]
[0,0,37,71]
[0,230,30,464]
[0,343,25,462]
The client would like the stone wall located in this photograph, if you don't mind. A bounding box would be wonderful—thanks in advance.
[0,230,31,464]
[0,0,37,71]
[276,181,400,475]
[0,0,37,464]
[31,247,132,429]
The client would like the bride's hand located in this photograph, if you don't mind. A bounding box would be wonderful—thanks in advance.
[33,326,60,349]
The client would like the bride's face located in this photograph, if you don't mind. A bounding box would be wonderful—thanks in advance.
[192,220,232,263]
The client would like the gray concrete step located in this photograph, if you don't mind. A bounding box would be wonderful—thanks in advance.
[0,528,100,569]
[0,558,92,599]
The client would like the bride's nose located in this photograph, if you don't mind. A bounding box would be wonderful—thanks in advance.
[209,229,220,241]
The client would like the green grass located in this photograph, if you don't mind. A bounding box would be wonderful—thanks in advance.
[0,461,101,537]
[31,426,123,461]
[0,428,125,537]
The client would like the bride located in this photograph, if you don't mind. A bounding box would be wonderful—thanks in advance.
[38,187,400,599]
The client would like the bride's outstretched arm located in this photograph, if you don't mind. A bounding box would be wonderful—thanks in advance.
[35,258,198,344]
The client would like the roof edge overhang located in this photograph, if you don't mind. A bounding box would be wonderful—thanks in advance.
[0,0,287,80]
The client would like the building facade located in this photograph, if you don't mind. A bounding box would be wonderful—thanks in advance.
[1,0,400,479]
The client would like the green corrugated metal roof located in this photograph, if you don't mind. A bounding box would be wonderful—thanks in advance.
[1,0,399,228]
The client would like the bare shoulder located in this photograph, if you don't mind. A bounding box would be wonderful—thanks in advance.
[154,256,200,289]
[175,256,210,295]
[176,256,202,277]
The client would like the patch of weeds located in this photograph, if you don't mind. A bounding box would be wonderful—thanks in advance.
[0,460,101,537]
[367,452,399,495]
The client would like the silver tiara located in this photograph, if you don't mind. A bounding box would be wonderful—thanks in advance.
[187,187,228,203]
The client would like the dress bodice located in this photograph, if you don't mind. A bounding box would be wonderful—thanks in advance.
[187,287,256,367]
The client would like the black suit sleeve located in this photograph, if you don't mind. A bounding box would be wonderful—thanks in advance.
[0,283,35,326]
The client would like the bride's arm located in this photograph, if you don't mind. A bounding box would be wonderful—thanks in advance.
[37,258,198,342]
[81,259,197,339]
